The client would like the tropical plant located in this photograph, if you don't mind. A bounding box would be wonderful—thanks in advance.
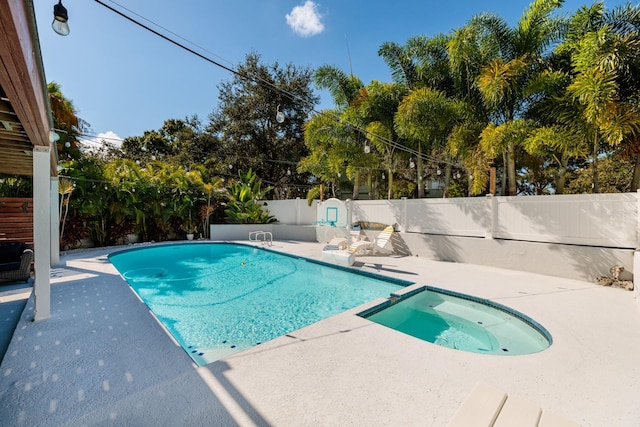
[48,81,88,160]
[469,0,567,195]
[559,2,640,192]
[224,169,276,224]
[309,65,368,199]
[343,81,408,199]
[0,175,32,197]
[395,87,466,197]
[200,177,225,238]
[58,177,74,243]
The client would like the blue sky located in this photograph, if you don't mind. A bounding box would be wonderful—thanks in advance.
[34,0,628,147]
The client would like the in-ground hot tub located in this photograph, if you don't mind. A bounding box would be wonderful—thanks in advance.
[359,286,551,355]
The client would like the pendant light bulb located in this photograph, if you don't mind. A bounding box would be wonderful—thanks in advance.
[276,105,285,123]
[52,1,70,36]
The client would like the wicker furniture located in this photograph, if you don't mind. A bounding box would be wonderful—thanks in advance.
[0,242,33,283]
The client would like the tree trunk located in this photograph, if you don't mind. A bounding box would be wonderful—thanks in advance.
[500,152,507,196]
[417,155,424,198]
[387,167,393,200]
[632,156,640,191]
[443,164,452,198]
[507,144,517,196]
[352,171,360,200]
[555,154,568,195]
[592,133,599,193]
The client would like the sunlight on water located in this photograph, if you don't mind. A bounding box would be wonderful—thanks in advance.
[364,289,550,355]
[109,243,404,365]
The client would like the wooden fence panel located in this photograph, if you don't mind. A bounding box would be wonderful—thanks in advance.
[0,197,34,246]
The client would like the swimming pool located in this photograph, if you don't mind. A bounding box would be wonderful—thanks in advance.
[108,243,407,365]
[360,286,551,355]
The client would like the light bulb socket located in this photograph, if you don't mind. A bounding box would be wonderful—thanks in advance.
[54,2,68,22]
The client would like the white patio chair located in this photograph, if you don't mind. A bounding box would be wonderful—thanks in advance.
[349,225,394,255]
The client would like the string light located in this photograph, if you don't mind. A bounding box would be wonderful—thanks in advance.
[52,1,70,36]
[276,105,285,124]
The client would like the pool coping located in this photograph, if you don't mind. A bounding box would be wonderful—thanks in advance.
[1,240,639,426]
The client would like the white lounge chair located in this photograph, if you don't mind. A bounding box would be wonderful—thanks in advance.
[349,225,394,255]
[326,237,348,250]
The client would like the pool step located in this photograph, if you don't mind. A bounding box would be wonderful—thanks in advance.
[447,384,580,427]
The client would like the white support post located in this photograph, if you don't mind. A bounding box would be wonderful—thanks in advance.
[33,146,51,321]
[50,176,60,266]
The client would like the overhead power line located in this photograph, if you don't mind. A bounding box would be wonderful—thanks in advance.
[93,0,460,167]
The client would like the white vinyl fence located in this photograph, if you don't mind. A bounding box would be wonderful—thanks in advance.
[266,192,639,249]
[263,198,318,225]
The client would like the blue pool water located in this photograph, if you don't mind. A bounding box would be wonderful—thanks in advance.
[361,287,551,355]
[109,243,406,365]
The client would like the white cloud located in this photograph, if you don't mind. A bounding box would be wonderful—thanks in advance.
[81,131,123,153]
[286,1,325,37]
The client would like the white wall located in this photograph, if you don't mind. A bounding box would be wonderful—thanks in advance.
[264,198,317,225]
[341,193,638,249]
[262,193,639,248]
[493,193,637,247]
[257,193,640,282]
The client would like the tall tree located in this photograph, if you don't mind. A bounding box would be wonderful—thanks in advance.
[379,35,457,196]
[208,53,319,198]
[311,65,367,198]
[471,0,567,195]
[395,88,466,198]
[560,2,640,192]
[446,22,503,195]
[344,81,408,199]
[48,82,89,160]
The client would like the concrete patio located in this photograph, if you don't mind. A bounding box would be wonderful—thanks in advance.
[0,240,639,426]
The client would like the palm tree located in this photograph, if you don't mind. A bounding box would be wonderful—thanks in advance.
[311,65,368,198]
[299,111,350,202]
[470,0,567,195]
[344,81,408,199]
[313,65,364,112]
[48,82,86,160]
[379,35,457,197]
[395,88,466,197]
[559,2,640,192]
[522,70,590,194]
